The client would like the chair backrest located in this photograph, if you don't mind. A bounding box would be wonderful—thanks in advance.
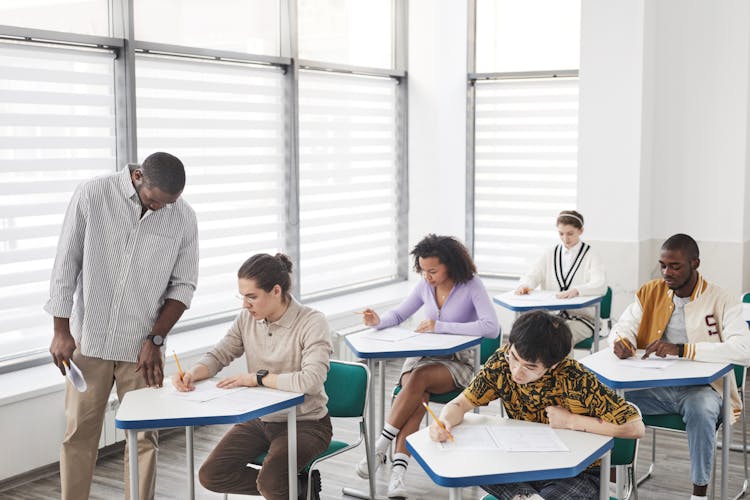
[480,330,502,364]
[324,360,369,418]
[600,286,613,319]
[742,292,750,303]
[734,364,747,391]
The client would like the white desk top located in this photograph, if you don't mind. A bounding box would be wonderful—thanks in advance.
[344,329,482,359]
[493,290,604,312]
[580,348,733,390]
[115,383,303,430]
[405,413,612,488]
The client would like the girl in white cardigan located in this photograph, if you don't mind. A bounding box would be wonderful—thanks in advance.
[515,210,607,345]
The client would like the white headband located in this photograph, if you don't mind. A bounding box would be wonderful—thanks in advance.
[559,212,583,225]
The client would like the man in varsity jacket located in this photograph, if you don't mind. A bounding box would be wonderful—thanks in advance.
[612,233,750,500]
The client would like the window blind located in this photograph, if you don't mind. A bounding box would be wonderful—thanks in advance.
[136,55,286,320]
[0,42,116,362]
[298,71,400,296]
[473,77,579,276]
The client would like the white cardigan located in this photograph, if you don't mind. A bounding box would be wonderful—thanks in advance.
[518,242,607,321]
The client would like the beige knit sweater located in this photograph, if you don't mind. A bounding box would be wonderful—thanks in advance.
[197,297,333,422]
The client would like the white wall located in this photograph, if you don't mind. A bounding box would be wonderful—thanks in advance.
[579,0,750,314]
[408,0,468,248]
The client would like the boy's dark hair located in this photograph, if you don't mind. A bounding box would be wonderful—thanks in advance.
[141,152,186,195]
[411,234,477,284]
[662,233,700,261]
[507,310,572,367]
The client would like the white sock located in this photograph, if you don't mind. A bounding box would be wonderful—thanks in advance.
[375,422,400,454]
[392,452,409,472]
[690,496,707,500]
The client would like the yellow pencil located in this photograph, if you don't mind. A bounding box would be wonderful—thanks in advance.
[422,402,455,442]
[616,334,636,355]
[172,351,185,381]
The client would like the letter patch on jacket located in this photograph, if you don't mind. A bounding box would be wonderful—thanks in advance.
[705,315,719,336]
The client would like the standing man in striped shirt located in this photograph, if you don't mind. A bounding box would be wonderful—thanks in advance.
[45,152,199,500]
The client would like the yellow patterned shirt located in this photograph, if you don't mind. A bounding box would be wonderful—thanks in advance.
[464,345,639,426]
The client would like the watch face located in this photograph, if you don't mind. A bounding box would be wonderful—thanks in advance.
[151,335,164,346]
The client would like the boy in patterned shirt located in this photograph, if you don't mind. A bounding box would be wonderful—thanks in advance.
[429,310,644,500]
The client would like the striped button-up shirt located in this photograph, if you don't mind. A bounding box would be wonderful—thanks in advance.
[44,168,199,362]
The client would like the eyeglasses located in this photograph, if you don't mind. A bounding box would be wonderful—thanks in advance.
[504,348,547,377]
[235,293,256,305]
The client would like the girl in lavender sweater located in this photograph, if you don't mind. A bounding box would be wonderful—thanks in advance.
[355,234,499,498]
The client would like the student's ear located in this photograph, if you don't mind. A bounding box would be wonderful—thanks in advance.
[692,258,700,270]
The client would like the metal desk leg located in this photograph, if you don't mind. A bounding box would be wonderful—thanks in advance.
[614,389,625,499]
[593,303,601,352]
[185,426,195,500]
[127,429,140,500]
[600,450,611,500]
[288,407,298,500]
[449,487,463,500]
[722,372,732,500]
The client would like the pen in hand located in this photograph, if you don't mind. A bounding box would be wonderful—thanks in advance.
[422,402,455,442]
[615,334,636,355]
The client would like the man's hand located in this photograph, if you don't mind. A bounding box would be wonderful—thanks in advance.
[642,340,679,359]
[556,289,580,299]
[136,341,164,387]
[216,373,255,389]
[50,327,76,376]
[415,319,436,333]
[546,405,574,429]
[362,308,380,327]
[613,337,636,359]
[515,286,532,295]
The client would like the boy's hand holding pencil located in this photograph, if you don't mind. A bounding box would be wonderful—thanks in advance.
[171,351,195,391]
[423,402,455,443]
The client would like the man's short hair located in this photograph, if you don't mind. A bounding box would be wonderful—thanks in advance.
[141,152,185,195]
[662,233,700,261]
[508,310,572,368]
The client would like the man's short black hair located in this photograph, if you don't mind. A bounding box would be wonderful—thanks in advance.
[141,152,185,195]
[661,233,700,261]
[508,310,572,368]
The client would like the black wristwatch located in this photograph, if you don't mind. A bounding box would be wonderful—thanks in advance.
[147,334,165,347]
[256,369,269,387]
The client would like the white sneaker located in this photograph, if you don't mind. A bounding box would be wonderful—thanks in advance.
[355,451,386,479]
[387,467,408,498]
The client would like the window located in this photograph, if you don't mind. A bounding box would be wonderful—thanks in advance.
[136,55,287,320]
[0,0,110,36]
[298,71,401,296]
[470,0,581,277]
[0,1,406,370]
[0,42,116,364]
[298,0,394,69]
[134,0,279,56]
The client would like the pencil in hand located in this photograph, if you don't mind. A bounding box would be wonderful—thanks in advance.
[172,351,185,381]
[422,402,455,442]
[615,335,636,355]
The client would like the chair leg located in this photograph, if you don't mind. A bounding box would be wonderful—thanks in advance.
[628,462,638,500]
[636,427,657,486]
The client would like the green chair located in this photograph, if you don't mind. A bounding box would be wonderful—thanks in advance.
[574,286,613,352]
[638,365,748,500]
[224,360,374,500]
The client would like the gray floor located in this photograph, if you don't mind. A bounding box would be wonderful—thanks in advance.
[2,358,749,500]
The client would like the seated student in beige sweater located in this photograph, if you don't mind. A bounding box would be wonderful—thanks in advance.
[172,253,333,500]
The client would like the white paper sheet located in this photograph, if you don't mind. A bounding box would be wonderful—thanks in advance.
[358,326,420,342]
[439,425,569,452]
[619,350,678,369]
[166,380,245,403]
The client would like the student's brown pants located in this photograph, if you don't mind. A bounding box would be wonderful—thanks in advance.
[199,414,332,500]
[60,349,158,500]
